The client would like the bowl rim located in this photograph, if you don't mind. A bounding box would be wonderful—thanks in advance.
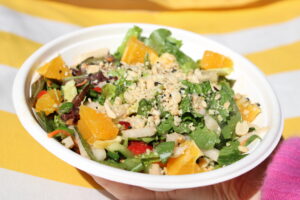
[12,23,283,190]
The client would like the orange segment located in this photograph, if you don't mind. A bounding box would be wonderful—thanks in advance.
[121,37,158,65]
[201,50,233,70]
[35,89,61,115]
[235,95,261,122]
[166,140,203,175]
[37,56,71,80]
[77,105,119,144]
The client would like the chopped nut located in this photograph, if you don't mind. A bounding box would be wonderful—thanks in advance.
[238,145,249,153]
[235,121,249,136]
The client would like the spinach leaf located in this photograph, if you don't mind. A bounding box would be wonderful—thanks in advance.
[221,113,241,139]
[137,98,152,116]
[100,160,126,169]
[191,126,220,150]
[145,28,197,72]
[156,114,174,135]
[114,26,143,60]
[173,121,192,134]
[218,141,246,166]
[155,141,175,163]
[179,96,192,113]
[107,151,120,161]
[35,112,55,132]
[97,93,106,105]
[58,102,73,114]
[245,135,261,146]
[182,80,212,96]
[123,158,144,172]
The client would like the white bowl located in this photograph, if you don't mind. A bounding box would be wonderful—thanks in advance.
[13,23,283,191]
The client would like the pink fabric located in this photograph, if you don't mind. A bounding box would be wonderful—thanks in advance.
[262,137,300,200]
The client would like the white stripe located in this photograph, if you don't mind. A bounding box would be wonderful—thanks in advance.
[0,6,80,44]
[1,5,300,55]
[0,168,115,200]
[267,70,300,119]
[1,64,299,118]
[205,17,300,54]
[0,64,17,113]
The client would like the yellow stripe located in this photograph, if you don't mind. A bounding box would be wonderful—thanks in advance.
[0,32,41,68]
[283,117,300,139]
[2,0,300,33]
[246,41,300,75]
[0,110,99,189]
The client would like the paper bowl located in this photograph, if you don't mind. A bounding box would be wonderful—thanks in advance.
[13,23,283,191]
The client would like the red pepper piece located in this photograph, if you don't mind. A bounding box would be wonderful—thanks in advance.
[128,141,153,155]
[118,121,132,130]
[37,90,48,99]
[92,87,102,93]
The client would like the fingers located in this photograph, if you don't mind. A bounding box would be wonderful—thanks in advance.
[92,176,156,200]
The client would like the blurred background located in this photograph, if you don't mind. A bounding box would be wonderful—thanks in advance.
[0,0,299,199]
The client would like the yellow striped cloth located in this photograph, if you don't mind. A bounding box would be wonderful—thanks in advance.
[0,0,299,199]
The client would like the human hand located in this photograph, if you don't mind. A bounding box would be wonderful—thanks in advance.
[92,156,269,200]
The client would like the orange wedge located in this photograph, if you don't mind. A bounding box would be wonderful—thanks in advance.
[77,105,119,144]
[201,50,233,70]
[121,37,158,65]
[166,140,203,175]
[35,89,61,115]
[37,56,71,80]
[235,95,261,122]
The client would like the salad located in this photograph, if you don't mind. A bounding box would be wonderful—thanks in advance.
[31,26,262,175]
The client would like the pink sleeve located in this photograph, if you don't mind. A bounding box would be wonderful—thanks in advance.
[262,137,300,200]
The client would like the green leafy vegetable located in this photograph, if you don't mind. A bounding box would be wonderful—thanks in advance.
[144,28,197,72]
[35,112,55,132]
[173,121,192,134]
[245,135,261,146]
[58,102,73,114]
[155,141,175,163]
[123,158,144,172]
[114,26,142,60]
[179,96,192,113]
[191,126,220,150]
[137,98,152,116]
[107,151,120,161]
[31,77,46,105]
[218,141,246,166]
[156,114,174,135]
[75,128,97,161]
[102,83,116,99]
[182,80,212,96]
[221,114,241,139]
[106,143,133,158]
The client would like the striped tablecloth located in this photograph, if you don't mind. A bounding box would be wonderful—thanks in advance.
[0,0,299,199]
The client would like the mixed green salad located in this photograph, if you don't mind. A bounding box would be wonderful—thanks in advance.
[31,26,262,175]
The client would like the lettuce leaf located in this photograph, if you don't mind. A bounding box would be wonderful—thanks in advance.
[191,126,220,150]
[145,28,197,72]
[218,141,246,166]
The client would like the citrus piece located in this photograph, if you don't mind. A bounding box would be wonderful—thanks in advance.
[77,105,119,144]
[37,56,71,80]
[35,89,61,115]
[121,37,158,65]
[235,95,261,122]
[166,140,203,175]
[201,50,233,70]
